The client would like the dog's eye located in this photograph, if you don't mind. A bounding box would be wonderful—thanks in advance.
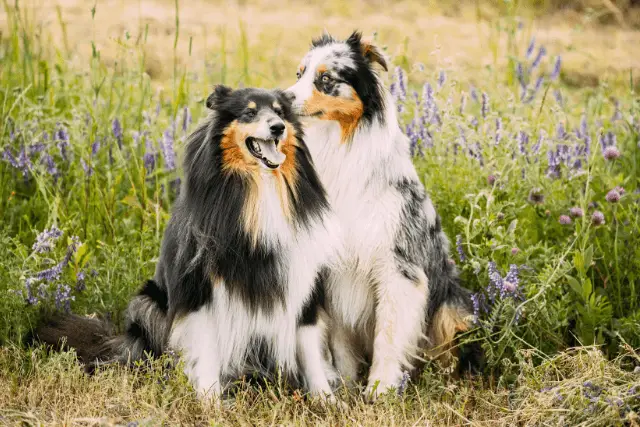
[245,109,257,118]
[296,71,302,80]
[275,109,284,117]
[321,74,331,83]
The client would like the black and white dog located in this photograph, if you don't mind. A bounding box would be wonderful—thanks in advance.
[34,86,341,401]
[285,31,477,399]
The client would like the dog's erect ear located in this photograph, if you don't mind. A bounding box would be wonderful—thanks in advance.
[206,85,233,110]
[346,30,388,72]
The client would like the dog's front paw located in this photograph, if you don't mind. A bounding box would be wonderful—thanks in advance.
[363,379,397,403]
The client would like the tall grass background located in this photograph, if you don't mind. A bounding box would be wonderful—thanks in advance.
[1,0,639,425]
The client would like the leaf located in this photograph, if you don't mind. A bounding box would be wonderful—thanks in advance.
[582,278,593,300]
[583,245,593,270]
[507,219,518,235]
[573,252,584,277]
[566,275,583,300]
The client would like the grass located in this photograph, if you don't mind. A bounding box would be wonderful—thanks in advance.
[1,0,639,425]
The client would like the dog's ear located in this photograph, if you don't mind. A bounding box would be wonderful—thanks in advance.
[206,85,233,110]
[346,30,388,72]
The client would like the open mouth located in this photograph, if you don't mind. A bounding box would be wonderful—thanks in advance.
[246,137,286,170]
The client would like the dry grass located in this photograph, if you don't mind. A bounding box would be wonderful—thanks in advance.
[2,0,639,90]
[0,345,638,426]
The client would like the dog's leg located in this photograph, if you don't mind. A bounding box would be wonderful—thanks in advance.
[297,285,337,403]
[329,324,361,388]
[297,324,336,401]
[169,307,222,401]
[365,265,428,400]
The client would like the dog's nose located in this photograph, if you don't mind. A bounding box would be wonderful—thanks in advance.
[270,122,285,137]
[283,91,296,103]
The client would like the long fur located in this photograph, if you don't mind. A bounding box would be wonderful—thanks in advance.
[32,86,341,400]
[286,31,481,397]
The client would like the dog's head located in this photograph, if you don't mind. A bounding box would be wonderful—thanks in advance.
[206,85,300,172]
[285,30,387,142]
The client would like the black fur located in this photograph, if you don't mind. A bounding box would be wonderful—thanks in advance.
[299,267,329,326]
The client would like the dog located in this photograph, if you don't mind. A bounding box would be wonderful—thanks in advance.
[284,31,478,398]
[32,86,341,401]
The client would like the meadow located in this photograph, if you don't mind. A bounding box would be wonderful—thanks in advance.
[1,0,639,425]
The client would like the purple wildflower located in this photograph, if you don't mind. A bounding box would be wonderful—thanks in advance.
[553,90,563,106]
[495,118,502,145]
[81,158,93,177]
[481,93,489,119]
[32,236,81,283]
[470,86,479,103]
[591,211,605,226]
[161,127,176,171]
[456,235,466,262]
[570,207,584,217]
[516,62,526,90]
[2,147,20,168]
[144,135,156,173]
[397,371,410,395]
[550,56,562,80]
[603,146,620,160]
[41,153,58,178]
[532,132,543,156]
[559,215,572,225]
[470,293,485,323]
[437,70,446,89]
[615,186,625,195]
[32,227,63,253]
[518,131,529,156]
[502,264,520,295]
[556,123,566,140]
[29,143,46,155]
[16,146,32,179]
[56,125,70,162]
[511,247,520,255]
[54,283,75,313]
[525,76,544,103]
[488,174,496,186]
[91,138,101,156]
[605,189,621,203]
[531,46,547,70]
[76,271,86,292]
[112,118,123,150]
[526,37,536,59]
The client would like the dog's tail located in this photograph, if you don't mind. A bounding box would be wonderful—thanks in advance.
[423,246,484,376]
[29,279,169,371]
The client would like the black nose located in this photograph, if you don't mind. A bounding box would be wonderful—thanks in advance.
[270,122,285,137]
[283,91,296,103]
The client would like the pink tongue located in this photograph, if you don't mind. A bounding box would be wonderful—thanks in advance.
[257,140,286,165]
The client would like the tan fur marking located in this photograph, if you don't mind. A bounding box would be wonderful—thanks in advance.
[247,101,257,109]
[425,305,471,368]
[272,122,299,222]
[219,120,299,248]
[303,88,363,143]
[316,64,327,75]
[272,101,281,110]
